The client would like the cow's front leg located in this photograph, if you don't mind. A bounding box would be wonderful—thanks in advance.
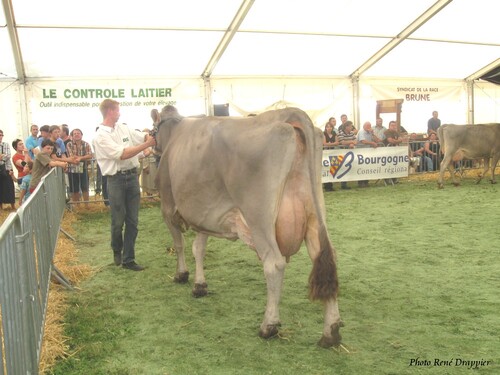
[318,298,343,348]
[259,254,286,338]
[192,233,208,297]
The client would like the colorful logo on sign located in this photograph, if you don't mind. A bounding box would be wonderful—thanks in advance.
[329,155,344,177]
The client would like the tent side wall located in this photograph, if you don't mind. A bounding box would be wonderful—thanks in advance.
[3,78,500,145]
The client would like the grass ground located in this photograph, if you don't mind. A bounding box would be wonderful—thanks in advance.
[45,175,499,375]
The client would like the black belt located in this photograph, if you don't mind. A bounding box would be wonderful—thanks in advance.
[114,168,137,176]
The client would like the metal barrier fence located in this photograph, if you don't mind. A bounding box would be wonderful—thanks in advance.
[0,167,66,375]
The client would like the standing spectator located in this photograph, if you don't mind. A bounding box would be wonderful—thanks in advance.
[427,110,441,136]
[29,139,68,194]
[12,139,28,185]
[337,121,357,190]
[0,130,17,210]
[61,124,71,147]
[356,121,379,187]
[19,161,33,206]
[25,124,39,160]
[66,128,93,206]
[424,132,441,171]
[34,125,51,155]
[373,117,387,142]
[93,99,156,271]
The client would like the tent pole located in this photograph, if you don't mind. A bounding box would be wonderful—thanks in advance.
[352,75,360,128]
[466,80,474,125]
[204,77,213,116]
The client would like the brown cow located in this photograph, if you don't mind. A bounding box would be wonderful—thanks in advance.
[151,107,342,347]
[437,123,500,188]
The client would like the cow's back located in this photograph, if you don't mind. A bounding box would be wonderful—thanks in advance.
[158,115,300,238]
[439,123,500,158]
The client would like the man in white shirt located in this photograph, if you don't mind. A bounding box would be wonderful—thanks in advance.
[93,99,156,271]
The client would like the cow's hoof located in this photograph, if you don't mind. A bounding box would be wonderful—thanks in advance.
[453,182,460,187]
[491,180,497,184]
[174,271,189,284]
[192,283,208,298]
[318,321,344,348]
[437,183,444,189]
[259,323,280,339]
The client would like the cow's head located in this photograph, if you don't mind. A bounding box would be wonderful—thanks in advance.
[150,105,183,155]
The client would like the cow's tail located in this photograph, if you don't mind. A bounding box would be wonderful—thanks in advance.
[309,226,339,301]
[437,126,445,153]
[285,109,339,302]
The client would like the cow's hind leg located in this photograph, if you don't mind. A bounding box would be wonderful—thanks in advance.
[476,157,490,184]
[192,233,209,297]
[491,154,500,184]
[305,222,342,348]
[258,251,286,339]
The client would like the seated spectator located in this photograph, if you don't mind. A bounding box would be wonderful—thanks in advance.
[373,117,387,142]
[424,132,441,171]
[323,118,339,148]
[29,139,68,194]
[322,118,339,192]
[66,128,93,206]
[356,121,380,187]
[384,121,404,146]
[0,130,16,210]
[337,121,357,148]
[12,138,29,185]
[409,133,433,172]
[19,161,33,206]
[357,121,381,148]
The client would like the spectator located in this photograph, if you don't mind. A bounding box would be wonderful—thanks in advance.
[25,124,39,160]
[93,99,156,271]
[384,121,404,146]
[427,110,441,136]
[12,138,28,185]
[61,124,71,147]
[337,121,357,148]
[409,133,433,172]
[337,121,357,190]
[424,132,441,171]
[356,121,379,187]
[322,118,339,192]
[323,118,339,148]
[373,117,387,142]
[357,121,381,148]
[29,139,68,194]
[384,121,404,184]
[47,125,78,164]
[34,125,50,155]
[19,161,33,206]
[66,128,93,206]
[0,130,16,210]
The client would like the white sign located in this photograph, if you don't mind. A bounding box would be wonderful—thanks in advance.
[322,146,410,183]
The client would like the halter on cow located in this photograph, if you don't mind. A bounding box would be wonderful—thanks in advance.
[151,106,343,347]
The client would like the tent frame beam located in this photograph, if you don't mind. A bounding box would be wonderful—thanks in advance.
[350,0,452,79]
[2,0,25,82]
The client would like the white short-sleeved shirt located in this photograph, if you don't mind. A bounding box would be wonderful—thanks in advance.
[93,123,146,176]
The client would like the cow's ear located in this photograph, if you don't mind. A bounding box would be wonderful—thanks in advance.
[151,109,160,124]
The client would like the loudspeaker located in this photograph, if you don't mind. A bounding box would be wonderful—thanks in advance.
[214,104,229,116]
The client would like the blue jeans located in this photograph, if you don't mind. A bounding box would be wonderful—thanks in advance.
[107,172,141,264]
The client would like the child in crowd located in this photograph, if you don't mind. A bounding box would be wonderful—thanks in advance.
[29,139,68,194]
[19,161,33,205]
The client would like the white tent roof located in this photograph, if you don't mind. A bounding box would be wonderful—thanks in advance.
[1,0,499,82]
